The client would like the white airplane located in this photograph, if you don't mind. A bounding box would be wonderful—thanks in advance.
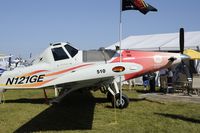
[0,29,199,108]
[0,54,12,74]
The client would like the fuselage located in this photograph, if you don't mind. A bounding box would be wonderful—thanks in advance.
[0,43,185,90]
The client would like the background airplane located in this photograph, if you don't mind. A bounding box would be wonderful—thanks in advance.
[0,54,13,75]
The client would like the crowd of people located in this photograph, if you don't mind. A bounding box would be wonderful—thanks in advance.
[142,68,174,93]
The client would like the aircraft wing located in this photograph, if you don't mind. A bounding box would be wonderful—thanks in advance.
[0,62,142,90]
[56,77,114,91]
[184,49,200,60]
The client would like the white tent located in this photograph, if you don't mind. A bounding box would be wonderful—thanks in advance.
[107,31,200,86]
[0,54,6,57]
[107,31,200,51]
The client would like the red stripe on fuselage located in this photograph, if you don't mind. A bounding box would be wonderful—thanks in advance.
[45,63,93,77]
[111,50,177,80]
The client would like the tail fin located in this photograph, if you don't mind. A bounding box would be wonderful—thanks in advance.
[0,68,5,76]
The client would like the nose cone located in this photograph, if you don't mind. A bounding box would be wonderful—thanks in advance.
[180,54,190,60]
[170,53,189,66]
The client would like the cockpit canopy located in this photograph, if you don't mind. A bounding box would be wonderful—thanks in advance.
[33,42,116,64]
[33,42,79,64]
[51,43,78,61]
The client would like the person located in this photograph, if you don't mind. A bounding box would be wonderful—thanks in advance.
[14,57,20,68]
[128,79,135,90]
[167,68,173,93]
[149,72,156,92]
[142,74,149,90]
[115,46,120,51]
[159,68,168,93]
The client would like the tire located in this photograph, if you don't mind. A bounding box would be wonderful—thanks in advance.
[112,93,129,109]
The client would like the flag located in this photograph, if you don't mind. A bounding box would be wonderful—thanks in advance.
[122,0,157,15]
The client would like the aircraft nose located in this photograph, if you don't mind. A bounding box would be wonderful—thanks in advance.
[180,54,190,60]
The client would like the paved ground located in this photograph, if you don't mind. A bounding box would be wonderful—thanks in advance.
[139,93,200,104]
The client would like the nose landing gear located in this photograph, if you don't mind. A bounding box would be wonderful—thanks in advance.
[112,93,129,109]
[107,80,129,109]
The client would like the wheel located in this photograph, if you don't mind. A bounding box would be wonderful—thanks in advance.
[111,93,129,109]
[107,91,112,102]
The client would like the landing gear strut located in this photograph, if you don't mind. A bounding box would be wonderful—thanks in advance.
[107,80,129,109]
[0,89,6,104]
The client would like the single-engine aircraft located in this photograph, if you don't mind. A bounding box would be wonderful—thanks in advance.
[0,29,199,108]
[0,54,12,75]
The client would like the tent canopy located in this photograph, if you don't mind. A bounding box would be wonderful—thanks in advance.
[107,31,200,51]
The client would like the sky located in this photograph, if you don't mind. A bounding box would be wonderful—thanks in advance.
[0,0,200,58]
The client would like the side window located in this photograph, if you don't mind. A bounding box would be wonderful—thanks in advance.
[64,44,78,57]
[51,47,69,61]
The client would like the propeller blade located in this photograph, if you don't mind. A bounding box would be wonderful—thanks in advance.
[180,28,184,54]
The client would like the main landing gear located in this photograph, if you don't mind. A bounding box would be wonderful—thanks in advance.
[107,81,129,109]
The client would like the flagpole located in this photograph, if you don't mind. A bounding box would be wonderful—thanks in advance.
[117,0,158,108]
[119,0,122,61]
[119,0,123,107]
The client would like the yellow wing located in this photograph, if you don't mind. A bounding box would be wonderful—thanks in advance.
[184,49,200,60]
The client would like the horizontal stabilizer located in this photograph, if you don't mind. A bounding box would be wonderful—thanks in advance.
[184,49,200,60]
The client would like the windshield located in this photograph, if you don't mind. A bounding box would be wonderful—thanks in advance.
[51,47,69,61]
[64,44,78,58]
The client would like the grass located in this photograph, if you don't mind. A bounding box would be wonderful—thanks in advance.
[0,86,200,133]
